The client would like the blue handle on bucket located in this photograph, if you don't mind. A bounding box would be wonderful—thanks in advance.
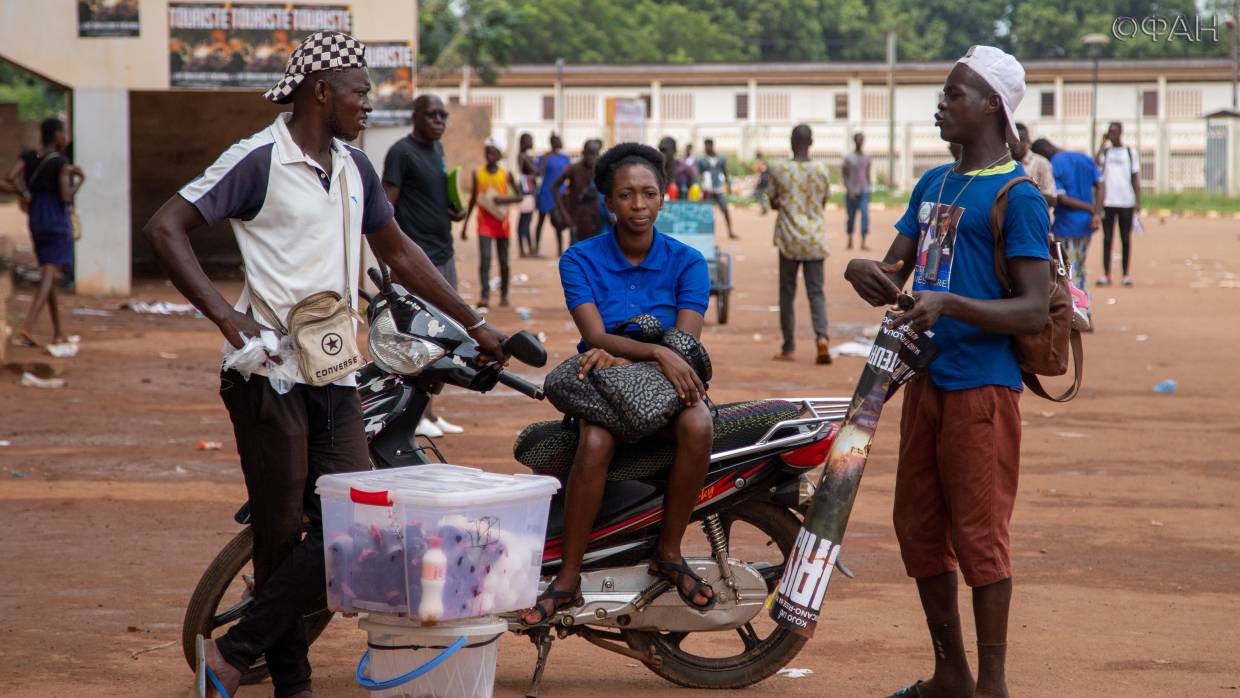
[355,634,468,691]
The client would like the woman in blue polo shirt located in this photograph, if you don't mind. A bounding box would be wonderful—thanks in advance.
[522,144,715,624]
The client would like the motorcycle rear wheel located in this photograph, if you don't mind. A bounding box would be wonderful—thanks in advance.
[621,500,807,689]
[181,526,334,685]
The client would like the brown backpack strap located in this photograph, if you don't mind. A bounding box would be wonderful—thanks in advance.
[1022,329,1083,402]
[990,175,1036,293]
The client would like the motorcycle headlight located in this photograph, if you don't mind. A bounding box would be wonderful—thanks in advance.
[368,308,446,376]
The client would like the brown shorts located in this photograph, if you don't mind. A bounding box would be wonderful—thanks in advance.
[894,376,1022,587]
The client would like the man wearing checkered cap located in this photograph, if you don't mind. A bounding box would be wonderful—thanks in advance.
[145,31,510,697]
[845,46,1052,698]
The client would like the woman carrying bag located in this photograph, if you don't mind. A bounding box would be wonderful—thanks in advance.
[521,144,716,625]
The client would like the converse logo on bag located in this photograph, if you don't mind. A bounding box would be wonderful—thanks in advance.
[321,332,343,356]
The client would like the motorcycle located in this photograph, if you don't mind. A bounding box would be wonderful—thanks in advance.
[183,267,851,694]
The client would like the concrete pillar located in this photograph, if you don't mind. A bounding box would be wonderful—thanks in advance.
[900,122,915,193]
[459,64,471,105]
[1156,75,1169,192]
[73,88,130,296]
[745,78,758,160]
[650,79,661,135]
[1053,76,1065,144]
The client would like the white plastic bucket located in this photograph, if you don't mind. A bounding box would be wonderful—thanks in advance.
[357,614,506,698]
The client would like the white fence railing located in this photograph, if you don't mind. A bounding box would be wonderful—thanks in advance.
[489,118,1214,193]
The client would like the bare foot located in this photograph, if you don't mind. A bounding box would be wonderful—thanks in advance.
[16,329,40,348]
[202,639,242,697]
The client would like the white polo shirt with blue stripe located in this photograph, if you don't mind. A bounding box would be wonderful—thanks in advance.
[178,112,394,385]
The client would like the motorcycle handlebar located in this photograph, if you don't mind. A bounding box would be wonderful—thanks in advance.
[497,370,545,400]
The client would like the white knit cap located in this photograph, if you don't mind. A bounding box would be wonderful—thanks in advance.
[483,136,502,151]
[956,45,1025,144]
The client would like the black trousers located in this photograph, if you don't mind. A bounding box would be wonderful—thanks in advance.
[479,235,511,301]
[517,210,535,255]
[1101,206,1134,277]
[215,370,369,697]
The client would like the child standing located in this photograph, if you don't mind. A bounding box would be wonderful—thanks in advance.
[462,138,523,308]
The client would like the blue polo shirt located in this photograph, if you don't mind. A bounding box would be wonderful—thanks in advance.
[560,228,710,351]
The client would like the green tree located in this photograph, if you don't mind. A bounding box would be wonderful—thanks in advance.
[0,63,66,121]
[419,0,515,84]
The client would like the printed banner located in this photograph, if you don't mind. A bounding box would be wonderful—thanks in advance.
[365,41,415,126]
[770,311,937,638]
[79,0,141,37]
[168,3,352,89]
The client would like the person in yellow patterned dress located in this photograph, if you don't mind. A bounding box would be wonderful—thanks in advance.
[768,124,832,364]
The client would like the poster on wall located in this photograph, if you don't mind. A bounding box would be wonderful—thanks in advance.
[168,3,352,89]
[79,0,141,37]
[365,42,415,126]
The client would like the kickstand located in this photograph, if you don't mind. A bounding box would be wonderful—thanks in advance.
[525,628,555,698]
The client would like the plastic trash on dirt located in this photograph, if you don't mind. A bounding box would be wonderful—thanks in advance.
[830,340,875,358]
[45,337,79,359]
[21,372,65,389]
[121,300,199,316]
[1153,379,1178,394]
[71,307,113,317]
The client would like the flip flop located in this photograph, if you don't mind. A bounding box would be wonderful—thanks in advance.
[14,330,39,348]
[649,557,717,611]
[189,634,231,698]
[885,680,924,697]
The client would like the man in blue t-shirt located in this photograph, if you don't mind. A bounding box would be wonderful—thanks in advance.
[844,46,1050,698]
[1032,137,1104,298]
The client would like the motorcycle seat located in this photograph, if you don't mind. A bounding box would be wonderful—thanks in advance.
[513,399,802,481]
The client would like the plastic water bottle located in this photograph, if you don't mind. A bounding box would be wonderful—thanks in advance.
[418,536,447,622]
[1153,379,1177,394]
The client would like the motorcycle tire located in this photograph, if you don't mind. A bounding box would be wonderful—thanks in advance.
[181,526,334,685]
[621,500,807,689]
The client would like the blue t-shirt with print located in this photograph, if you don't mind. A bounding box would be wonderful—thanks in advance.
[1050,151,1103,239]
[560,228,710,352]
[895,162,1051,391]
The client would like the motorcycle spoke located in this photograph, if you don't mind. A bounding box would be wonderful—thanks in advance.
[736,622,761,651]
[213,598,252,628]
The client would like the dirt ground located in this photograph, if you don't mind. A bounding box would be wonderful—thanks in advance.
[2,200,1238,697]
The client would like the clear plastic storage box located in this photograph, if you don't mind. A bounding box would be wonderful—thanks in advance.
[317,464,560,621]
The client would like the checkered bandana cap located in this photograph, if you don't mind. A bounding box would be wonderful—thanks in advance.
[264,31,368,104]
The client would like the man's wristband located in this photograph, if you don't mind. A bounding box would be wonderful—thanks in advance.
[466,316,487,332]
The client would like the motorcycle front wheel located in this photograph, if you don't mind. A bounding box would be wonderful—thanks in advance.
[621,499,808,689]
[181,527,334,685]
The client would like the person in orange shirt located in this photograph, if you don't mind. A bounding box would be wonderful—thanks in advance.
[462,137,523,308]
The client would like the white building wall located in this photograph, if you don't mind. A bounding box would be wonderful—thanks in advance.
[477,77,1234,193]
[0,0,418,295]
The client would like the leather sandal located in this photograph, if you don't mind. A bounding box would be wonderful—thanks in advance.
[520,579,582,626]
[649,557,717,611]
